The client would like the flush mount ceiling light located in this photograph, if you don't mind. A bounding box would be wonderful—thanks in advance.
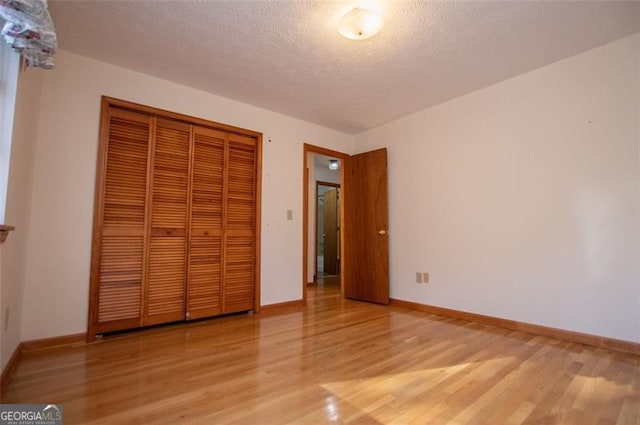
[337,7,384,40]
[328,159,340,171]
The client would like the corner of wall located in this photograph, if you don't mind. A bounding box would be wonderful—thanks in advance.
[1,65,44,370]
[0,42,21,371]
[352,34,640,342]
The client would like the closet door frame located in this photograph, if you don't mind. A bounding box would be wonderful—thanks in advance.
[88,96,262,342]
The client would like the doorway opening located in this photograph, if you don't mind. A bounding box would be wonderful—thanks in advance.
[316,182,340,279]
[303,144,347,303]
[303,144,390,306]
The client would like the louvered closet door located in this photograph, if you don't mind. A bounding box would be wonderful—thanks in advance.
[144,118,191,325]
[96,109,151,333]
[187,127,225,319]
[224,134,257,313]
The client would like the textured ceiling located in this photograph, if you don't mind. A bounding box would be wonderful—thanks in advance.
[48,1,640,134]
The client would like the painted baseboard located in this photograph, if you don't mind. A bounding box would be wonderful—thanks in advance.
[1,342,22,392]
[21,333,87,353]
[260,299,305,314]
[390,298,640,356]
[2,333,88,391]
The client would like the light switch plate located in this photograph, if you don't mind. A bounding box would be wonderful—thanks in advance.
[286,209,293,220]
[416,272,422,283]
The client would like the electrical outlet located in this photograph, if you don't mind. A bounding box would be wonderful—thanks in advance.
[4,307,9,331]
[415,272,422,283]
[423,272,429,283]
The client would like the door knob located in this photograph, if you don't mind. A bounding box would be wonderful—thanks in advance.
[378,229,387,236]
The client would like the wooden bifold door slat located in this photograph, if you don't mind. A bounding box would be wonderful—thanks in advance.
[187,235,223,319]
[95,109,150,332]
[186,127,226,319]
[224,235,255,313]
[144,119,190,325]
[89,97,261,340]
[223,138,256,313]
[226,139,256,230]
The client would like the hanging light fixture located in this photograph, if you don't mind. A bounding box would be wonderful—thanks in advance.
[337,7,384,40]
[328,159,340,171]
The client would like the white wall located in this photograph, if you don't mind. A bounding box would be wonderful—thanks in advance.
[356,34,640,342]
[0,42,20,369]
[20,49,354,341]
[0,43,20,223]
[1,67,43,367]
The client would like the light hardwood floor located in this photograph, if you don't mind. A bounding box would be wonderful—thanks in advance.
[3,277,639,424]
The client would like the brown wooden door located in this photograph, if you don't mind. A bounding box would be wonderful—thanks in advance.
[224,134,257,313]
[94,109,151,333]
[187,126,225,320]
[143,118,191,325]
[343,148,389,304]
[323,189,339,275]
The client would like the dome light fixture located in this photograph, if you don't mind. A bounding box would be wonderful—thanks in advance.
[337,7,384,40]
[328,159,340,171]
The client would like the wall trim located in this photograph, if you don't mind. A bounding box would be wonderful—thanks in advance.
[21,333,87,353]
[390,298,640,355]
[1,342,22,391]
[2,333,88,391]
[260,299,305,314]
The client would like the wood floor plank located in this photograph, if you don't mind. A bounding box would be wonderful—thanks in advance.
[2,276,639,424]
